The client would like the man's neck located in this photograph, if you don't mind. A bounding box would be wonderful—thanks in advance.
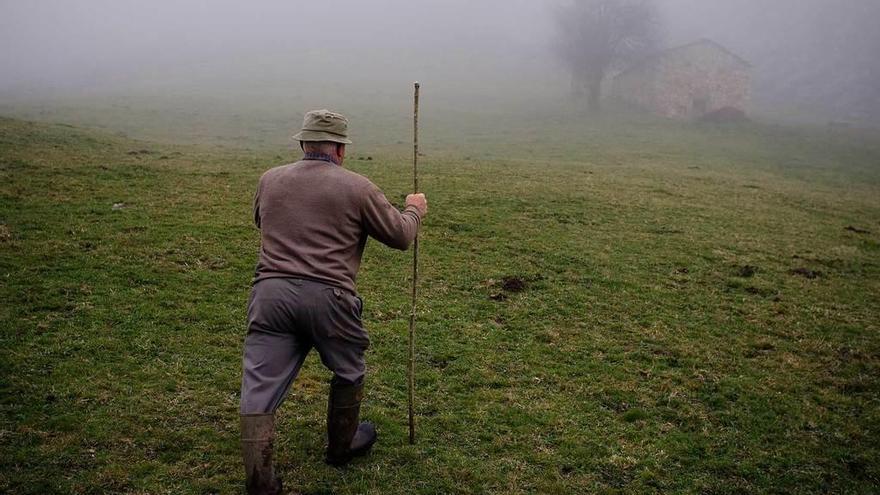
[303,152,340,165]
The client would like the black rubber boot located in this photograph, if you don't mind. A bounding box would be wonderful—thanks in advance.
[241,414,284,495]
[325,379,378,466]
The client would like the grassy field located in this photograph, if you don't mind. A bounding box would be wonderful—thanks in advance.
[1,111,879,494]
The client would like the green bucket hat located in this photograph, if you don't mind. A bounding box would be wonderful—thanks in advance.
[292,109,352,144]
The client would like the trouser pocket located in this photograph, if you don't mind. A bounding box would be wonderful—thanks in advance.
[329,287,363,319]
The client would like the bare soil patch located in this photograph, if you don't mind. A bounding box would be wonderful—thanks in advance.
[790,267,823,279]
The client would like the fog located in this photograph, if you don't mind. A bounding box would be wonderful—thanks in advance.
[1,0,878,125]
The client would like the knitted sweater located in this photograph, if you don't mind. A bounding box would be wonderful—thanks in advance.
[252,159,422,292]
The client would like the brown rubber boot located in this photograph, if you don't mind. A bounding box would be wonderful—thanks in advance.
[325,379,377,466]
[241,414,283,495]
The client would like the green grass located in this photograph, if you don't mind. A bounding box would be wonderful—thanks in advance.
[1,112,879,494]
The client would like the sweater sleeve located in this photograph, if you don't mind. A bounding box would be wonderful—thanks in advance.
[361,183,422,250]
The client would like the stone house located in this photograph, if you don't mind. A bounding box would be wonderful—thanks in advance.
[612,39,751,119]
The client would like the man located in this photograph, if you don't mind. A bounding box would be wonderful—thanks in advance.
[239,110,427,494]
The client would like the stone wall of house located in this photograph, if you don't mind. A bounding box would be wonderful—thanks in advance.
[613,41,751,119]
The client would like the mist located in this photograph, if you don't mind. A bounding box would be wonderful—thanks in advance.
[1,0,878,127]
[0,1,551,92]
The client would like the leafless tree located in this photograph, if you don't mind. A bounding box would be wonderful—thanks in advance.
[555,0,660,112]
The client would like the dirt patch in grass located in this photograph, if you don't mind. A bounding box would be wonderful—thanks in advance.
[745,286,776,297]
[501,276,527,293]
[736,265,758,278]
[428,354,454,370]
[744,340,776,358]
[487,276,529,301]
[790,267,823,279]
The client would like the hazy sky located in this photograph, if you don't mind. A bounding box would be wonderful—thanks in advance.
[1,0,878,121]
[0,0,549,88]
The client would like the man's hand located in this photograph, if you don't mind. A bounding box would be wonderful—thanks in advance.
[406,193,427,217]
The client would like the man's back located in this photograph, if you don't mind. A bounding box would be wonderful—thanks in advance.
[253,159,421,292]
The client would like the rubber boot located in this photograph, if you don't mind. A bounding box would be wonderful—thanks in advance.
[325,379,377,466]
[241,414,283,495]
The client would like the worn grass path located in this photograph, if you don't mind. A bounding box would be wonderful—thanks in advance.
[1,115,879,493]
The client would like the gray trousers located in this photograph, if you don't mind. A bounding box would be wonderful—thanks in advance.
[240,277,369,414]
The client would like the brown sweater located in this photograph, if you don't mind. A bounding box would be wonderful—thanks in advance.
[252,159,422,292]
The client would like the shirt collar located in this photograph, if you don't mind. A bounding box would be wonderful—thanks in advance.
[302,152,340,165]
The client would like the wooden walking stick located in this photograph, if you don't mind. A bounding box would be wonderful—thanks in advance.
[408,82,420,445]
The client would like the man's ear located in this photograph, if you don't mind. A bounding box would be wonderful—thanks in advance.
[337,144,346,159]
